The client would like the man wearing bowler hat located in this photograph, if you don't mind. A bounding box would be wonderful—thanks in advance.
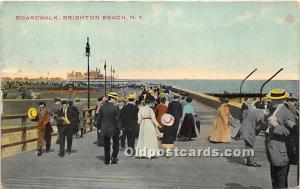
[264,89,296,189]
[97,92,122,164]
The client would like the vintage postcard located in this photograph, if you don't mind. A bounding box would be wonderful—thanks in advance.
[0,1,299,189]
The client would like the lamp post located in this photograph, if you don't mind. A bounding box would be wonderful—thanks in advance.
[259,68,283,102]
[239,68,258,102]
[85,37,90,109]
[110,65,113,91]
[113,68,115,89]
[104,60,107,96]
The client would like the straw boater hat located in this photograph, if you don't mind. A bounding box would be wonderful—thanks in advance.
[266,89,289,100]
[161,113,175,126]
[108,92,119,100]
[27,107,38,120]
[127,93,137,100]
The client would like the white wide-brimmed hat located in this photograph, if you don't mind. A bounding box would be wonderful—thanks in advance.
[161,113,175,126]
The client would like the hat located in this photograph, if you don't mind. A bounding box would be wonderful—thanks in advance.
[246,98,256,105]
[127,93,137,100]
[27,107,38,120]
[54,97,61,102]
[173,93,180,99]
[149,90,154,96]
[161,113,175,126]
[220,98,229,103]
[108,92,119,99]
[266,89,289,100]
[186,97,192,103]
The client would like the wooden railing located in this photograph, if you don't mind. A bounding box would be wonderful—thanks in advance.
[1,108,96,153]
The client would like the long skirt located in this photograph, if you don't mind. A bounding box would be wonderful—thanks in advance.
[161,126,176,146]
[179,114,197,139]
[136,120,159,158]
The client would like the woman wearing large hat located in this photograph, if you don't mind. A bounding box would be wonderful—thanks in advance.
[209,98,233,143]
[160,113,176,157]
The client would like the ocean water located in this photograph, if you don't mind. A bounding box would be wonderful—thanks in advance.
[142,80,299,98]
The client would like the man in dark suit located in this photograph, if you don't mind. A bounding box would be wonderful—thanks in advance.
[57,100,79,157]
[120,94,139,153]
[51,97,62,144]
[167,94,183,139]
[97,92,122,164]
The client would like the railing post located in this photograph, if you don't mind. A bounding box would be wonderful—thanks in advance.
[21,117,27,152]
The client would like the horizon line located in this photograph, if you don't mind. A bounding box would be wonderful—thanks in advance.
[1,77,299,81]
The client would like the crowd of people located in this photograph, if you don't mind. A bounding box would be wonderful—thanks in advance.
[29,86,299,189]
[92,85,199,163]
[208,89,299,189]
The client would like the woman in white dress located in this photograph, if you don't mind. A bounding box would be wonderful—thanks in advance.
[136,97,161,159]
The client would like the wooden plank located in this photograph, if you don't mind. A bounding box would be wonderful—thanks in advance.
[1,133,58,149]
[1,114,27,120]
[1,126,37,134]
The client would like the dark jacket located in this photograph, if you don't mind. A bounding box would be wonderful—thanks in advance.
[97,102,121,137]
[121,103,139,132]
[167,100,183,120]
[57,107,78,134]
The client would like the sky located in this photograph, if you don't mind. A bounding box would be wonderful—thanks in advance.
[0,1,299,79]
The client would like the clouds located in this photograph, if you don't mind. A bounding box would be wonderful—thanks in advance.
[145,4,184,27]
[1,2,299,80]
[226,7,298,28]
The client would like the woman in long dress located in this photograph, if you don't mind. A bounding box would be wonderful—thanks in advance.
[154,97,168,126]
[179,97,197,140]
[209,98,233,143]
[136,98,161,159]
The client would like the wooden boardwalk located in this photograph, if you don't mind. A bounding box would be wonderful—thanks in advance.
[1,101,298,189]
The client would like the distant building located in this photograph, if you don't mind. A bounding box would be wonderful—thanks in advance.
[84,68,104,79]
[67,71,84,80]
[67,68,104,80]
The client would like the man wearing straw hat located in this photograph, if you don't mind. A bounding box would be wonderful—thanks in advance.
[97,92,122,165]
[265,89,296,189]
[120,93,139,152]
[36,101,52,156]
